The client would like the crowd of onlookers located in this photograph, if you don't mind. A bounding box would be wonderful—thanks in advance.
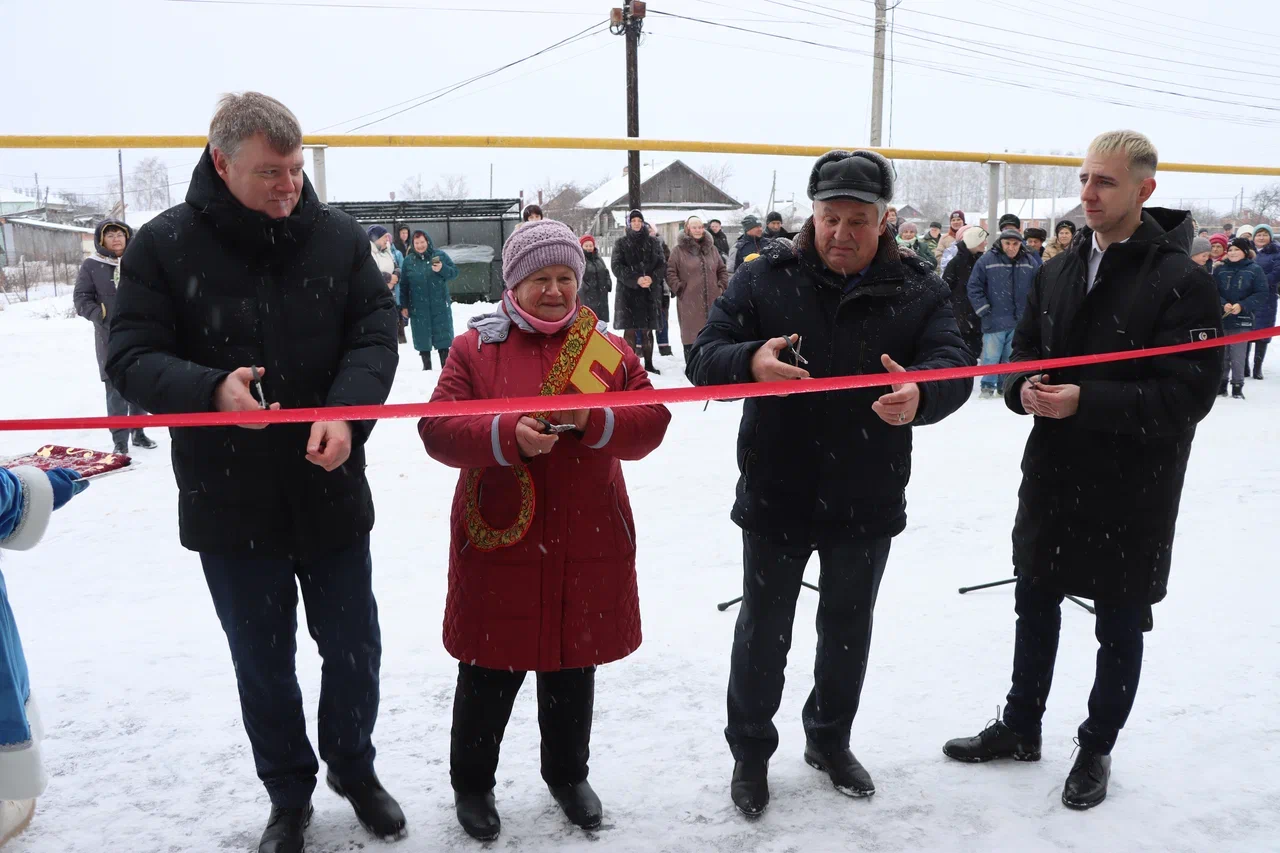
[922,212,1279,401]
[362,199,1279,402]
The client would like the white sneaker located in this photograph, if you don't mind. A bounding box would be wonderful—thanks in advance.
[0,799,36,846]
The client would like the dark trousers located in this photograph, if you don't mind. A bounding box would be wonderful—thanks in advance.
[104,379,143,446]
[200,535,381,808]
[726,532,892,762]
[1246,339,1269,371]
[1002,575,1145,755]
[450,663,594,794]
[656,294,671,347]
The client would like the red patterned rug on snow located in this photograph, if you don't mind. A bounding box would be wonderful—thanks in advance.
[1,445,133,479]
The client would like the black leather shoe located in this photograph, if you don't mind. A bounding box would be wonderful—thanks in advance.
[454,790,500,841]
[730,760,769,817]
[1062,749,1111,810]
[131,431,158,449]
[326,772,406,839]
[943,719,1042,763]
[548,781,602,829]
[258,803,311,853]
[804,743,875,798]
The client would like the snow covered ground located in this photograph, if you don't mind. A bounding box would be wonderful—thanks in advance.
[1,296,1277,853]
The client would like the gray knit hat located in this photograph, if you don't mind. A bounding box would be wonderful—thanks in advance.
[1190,236,1211,256]
[501,219,586,290]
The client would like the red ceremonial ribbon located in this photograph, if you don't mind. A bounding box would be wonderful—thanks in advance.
[0,327,1274,433]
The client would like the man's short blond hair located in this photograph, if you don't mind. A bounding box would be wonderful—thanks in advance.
[1087,130,1158,178]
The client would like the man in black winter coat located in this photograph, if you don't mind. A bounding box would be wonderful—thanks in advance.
[708,218,731,259]
[688,149,973,818]
[105,93,405,853]
[943,131,1222,812]
[73,218,158,455]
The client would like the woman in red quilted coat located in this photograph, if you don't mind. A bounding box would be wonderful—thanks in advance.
[419,219,670,842]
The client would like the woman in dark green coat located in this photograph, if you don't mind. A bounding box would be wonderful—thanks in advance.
[401,230,459,370]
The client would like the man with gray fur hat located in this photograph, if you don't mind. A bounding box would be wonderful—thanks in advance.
[687,149,974,818]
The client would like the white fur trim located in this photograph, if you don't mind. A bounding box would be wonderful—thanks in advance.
[0,696,46,800]
[1,468,53,552]
[0,798,36,845]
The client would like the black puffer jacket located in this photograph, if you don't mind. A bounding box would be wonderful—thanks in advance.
[1005,208,1222,605]
[106,147,399,560]
[687,219,974,546]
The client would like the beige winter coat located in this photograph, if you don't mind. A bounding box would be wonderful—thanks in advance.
[666,231,729,345]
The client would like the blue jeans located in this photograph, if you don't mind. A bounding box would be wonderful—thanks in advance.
[980,329,1016,391]
[200,536,381,807]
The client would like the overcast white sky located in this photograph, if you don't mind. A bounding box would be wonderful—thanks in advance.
[3,0,1278,217]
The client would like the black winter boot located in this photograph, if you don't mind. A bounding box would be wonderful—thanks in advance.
[438,347,450,367]
[1062,747,1111,810]
[131,430,157,450]
[730,760,769,817]
[258,803,312,853]
[1255,361,1265,380]
[326,771,406,839]
[1232,384,1245,399]
[658,344,674,357]
[421,351,433,371]
[642,333,661,375]
[1218,381,1229,397]
[548,781,603,829]
[454,790,500,841]
[112,441,129,457]
[943,719,1042,763]
[804,742,875,797]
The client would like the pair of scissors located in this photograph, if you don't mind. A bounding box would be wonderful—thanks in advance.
[251,367,268,410]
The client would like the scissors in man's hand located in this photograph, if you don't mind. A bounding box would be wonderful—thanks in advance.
[251,366,269,410]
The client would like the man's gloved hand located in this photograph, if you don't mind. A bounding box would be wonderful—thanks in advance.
[46,468,89,510]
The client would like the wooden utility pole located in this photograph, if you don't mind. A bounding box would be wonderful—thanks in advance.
[613,1,646,210]
[869,0,887,147]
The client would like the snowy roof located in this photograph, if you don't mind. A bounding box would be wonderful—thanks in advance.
[576,160,676,210]
[4,218,94,234]
[611,207,746,227]
[0,188,73,207]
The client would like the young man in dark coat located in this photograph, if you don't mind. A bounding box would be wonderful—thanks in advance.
[104,93,404,853]
[943,131,1222,812]
[73,218,157,456]
[728,214,769,274]
[687,149,974,818]
[765,211,795,240]
[708,218,732,260]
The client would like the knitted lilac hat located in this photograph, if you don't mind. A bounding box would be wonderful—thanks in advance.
[502,219,586,290]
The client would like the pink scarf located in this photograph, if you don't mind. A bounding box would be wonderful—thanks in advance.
[504,290,578,335]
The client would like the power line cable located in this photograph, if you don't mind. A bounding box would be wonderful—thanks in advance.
[166,0,600,14]
[790,0,1280,80]
[763,0,1280,102]
[312,21,607,132]
[644,25,1280,129]
[748,0,1280,112]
